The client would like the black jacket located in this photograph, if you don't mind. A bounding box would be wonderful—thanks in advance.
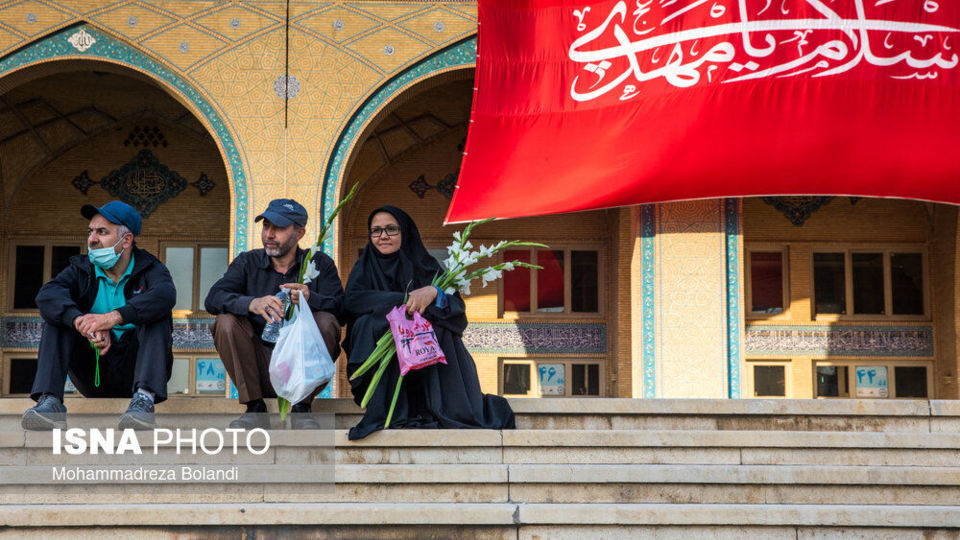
[35,246,177,329]
[204,248,344,338]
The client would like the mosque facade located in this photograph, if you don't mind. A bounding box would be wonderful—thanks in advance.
[0,1,953,402]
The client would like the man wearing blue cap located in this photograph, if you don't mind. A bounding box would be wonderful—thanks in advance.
[21,201,176,431]
[205,198,343,430]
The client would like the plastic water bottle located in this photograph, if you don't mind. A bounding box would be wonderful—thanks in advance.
[260,289,290,343]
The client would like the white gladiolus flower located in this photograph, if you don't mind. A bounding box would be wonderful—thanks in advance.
[309,244,321,257]
[459,282,472,296]
[480,267,502,288]
[452,231,462,242]
[502,262,515,272]
[444,287,456,295]
[463,240,473,251]
[301,261,321,284]
[444,256,457,272]
[478,244,494,258]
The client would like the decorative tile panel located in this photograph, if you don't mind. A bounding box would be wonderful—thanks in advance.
[194,5,281,43]
[745,325,935,357]
[91,4,178,41]
[462,322,606,355]
[0,1,71,39]
[3,316,603,356]
[399,7,478,46]
[99,149,187,216]
[2,317,216,350]
[345,26,431,74]
[294,6,381,44]
[640,203,656,398]
[724,198,742,398]
[656,200,727,398]
[139,23,229,71]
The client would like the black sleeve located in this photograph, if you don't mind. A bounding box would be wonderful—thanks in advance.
[204,253,254,316]
[116,261,177,325]
[343,263,404,323]
[306,253,345,324]
[35,264,84,329]
[424,291,468,336]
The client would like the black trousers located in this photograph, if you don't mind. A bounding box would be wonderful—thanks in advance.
[30,318,174,403]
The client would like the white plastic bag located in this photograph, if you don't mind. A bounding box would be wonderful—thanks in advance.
[268,298,335,405]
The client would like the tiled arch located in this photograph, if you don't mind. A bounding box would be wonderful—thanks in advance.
[0,24,251,253]
[318,36,476,254]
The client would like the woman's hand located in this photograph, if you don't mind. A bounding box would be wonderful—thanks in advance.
[405,286,438,315]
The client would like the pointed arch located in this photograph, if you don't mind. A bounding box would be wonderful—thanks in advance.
[0,24,251,253]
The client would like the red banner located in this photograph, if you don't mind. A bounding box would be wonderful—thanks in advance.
[445,0,960,223]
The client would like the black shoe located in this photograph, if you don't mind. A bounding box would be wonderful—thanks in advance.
[289,402,320,430]
[118,392,155,430]
[21,394,67,431]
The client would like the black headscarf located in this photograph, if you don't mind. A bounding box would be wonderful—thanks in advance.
[353,206,443,295]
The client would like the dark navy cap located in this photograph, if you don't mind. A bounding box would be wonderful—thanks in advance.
[81,200,142,236]
[255,198,308,228]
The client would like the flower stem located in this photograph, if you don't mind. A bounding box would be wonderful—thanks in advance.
[360,353,392,408]
[278,397,290,421]
[385,374,404,428]
[349,332,393,380]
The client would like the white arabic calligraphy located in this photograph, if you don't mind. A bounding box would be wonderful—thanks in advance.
[568,0,960,101]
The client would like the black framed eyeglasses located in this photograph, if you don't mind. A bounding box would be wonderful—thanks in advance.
[369,225,401,238]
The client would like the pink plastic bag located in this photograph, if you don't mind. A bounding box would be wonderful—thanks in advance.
[386,306,447,376]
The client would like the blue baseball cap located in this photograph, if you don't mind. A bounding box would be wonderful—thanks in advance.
[255,198,308,228]
[81,201,142,236]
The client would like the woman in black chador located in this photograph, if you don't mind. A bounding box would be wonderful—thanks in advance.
[343,206,515,440]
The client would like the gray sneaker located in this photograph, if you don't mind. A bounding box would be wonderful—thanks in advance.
[118,392,155,430]
[21,394,67,431]
[228,411,271,430]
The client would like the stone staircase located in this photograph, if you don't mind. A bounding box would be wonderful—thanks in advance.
[1,397,959,538]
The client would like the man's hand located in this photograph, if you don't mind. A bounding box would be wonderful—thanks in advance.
[282,283,310,306]
[249,295,285,323]
[91,330,112,355]
[75,312,122,337]
[405,286,438,315]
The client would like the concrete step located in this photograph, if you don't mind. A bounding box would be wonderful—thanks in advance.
[7,429,960,467]
[4,398,960,535]
[1,503,958,533]
[4,462,959,505]
[2,397,957,431]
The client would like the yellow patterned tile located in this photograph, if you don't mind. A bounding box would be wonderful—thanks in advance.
[194,4,280,42]
[399,7,477,46]
[446,4,478,20]
[294,5,380,43]
[345,26,430,73]
[140,23,229,71]
[0,24,24,55]
[149,1,224,19]
[0,1,71,38]
[245,0,322,19]
[90,3,177,41]
[351,2,428,22]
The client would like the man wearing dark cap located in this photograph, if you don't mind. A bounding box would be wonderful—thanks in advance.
[21,201,176,430]
[205,199,343,430]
